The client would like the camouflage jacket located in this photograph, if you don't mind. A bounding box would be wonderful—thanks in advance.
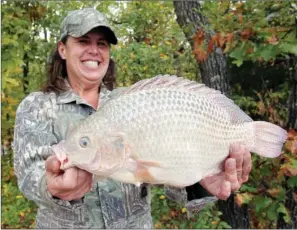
[13,85,217,229]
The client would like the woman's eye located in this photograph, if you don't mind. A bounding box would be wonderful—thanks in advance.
[79,137,90,148]
[98,41,108,47]
[79,39,88,44]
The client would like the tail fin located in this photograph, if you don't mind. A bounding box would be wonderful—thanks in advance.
[246,121,288,158]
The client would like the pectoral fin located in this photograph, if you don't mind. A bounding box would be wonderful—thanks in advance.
[135,167,156,184]
[136,159,161,168]
[131,158,162,184]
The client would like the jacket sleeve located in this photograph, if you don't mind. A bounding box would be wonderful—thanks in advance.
[13,93,83,210]
[164,183,218,217]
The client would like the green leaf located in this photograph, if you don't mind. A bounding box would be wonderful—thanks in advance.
[287,176,297,188]
[277,203,291,223]
[219,221,232,229]
[230,42,250,66]
[254,196,272,212]
[259,44,279,61]
[279,43,297,55]
[4,78,20,87]
[267,203,278,221]
[239,184,258,193]
[232,59,244,67]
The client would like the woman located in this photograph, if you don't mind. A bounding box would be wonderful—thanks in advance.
[13,8,251,229]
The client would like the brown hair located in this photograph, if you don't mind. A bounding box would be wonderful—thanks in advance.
[42,36,116,93]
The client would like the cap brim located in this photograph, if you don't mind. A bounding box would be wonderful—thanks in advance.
[77,25,118,45]
[96,26,118,45]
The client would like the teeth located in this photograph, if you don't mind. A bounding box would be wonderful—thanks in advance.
[83,61,99,68]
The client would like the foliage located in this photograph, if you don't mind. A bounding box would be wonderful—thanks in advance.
[110,1,198,85]
[1,151,37,229]
[193,0,297,66]
[151,187,231,229]
[231,80,289,127]
[234,129,297,228]
[113,41,197,86]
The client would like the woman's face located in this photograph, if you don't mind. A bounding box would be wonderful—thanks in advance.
[58,31,110,87]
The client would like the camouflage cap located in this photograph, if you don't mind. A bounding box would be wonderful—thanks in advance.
[59,8,117,44]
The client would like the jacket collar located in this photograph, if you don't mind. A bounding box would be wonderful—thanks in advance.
[56,80,112,110]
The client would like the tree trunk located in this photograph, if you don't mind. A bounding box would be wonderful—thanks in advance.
[277,56,297,229]
[23,52,29,93]
[173,1,250,228]
[287,56,297,130]
[173,0,230,95]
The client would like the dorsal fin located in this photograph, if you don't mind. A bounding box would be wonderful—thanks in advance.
[122,75,252,123]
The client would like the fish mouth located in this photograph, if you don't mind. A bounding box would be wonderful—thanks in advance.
[52,141,74,170]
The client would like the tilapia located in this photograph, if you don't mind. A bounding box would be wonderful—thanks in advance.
[52,75,288,187]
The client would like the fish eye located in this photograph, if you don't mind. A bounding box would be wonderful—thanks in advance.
[79,137,90,148]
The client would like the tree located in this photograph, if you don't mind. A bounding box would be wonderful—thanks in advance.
[173,1,250,228]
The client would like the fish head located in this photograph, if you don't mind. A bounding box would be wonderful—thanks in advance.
[53,126,129,177]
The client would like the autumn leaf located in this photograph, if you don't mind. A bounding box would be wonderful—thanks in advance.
[226,33,233,43]
[285,129,297,154]
[193,47,208,62]
[292,139,297,154]
[247,47,254,54]
[235,192,253,206]
[267,188,281,198]
[279,165,297,177]
[207,37,215,53]
[238,14,243,24]
[257,101,265,115]
[285,138,297,155]
[267,34,278,45]
[164,40,171,46]
[143,37,151,45]
[225,15,231,21]
[159,53,169,60]
[214,33,226,48]
[169,210,176,217]
[241,28,253,40]
[235,1,244,10]
[287,129,297,140]
[193,29,205,47]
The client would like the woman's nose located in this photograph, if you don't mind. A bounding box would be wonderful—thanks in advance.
[88,43,99,55]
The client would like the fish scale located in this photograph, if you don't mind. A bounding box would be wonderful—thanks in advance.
[53,75,288,187]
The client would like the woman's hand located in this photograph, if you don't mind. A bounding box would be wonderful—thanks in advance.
[45,155,93,201]
[199,143,252,200]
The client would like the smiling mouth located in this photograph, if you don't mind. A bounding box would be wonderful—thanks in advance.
[82,60,100,68]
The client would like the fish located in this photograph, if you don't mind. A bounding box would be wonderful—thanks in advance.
[52,75,288,187]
